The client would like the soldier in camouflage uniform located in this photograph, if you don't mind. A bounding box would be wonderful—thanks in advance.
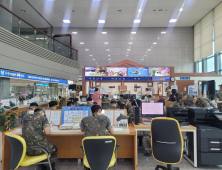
[85,97,94,107]
[109,99,118,109]
[193,97,215,108]
[80,105,114,137]
[165,86,172,98]
[22,107,57,170]
[215,84,222,112]
[118,94,127,103]
[19,102,38,119]
[174,92,185,107]
[182,94,195,106]
[102,95,110,102]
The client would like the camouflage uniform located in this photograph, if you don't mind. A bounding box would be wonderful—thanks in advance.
[80,113,113,137]
[195,97,215,108]
[85,103,93,107]
[118,98,127,103]
[166,91,172,98]
[102,98,110,102]
[215,91,222,112]
[174,100,184,107]
[184,94,195,106]
[22,112,57,163]
[19,108,33,119]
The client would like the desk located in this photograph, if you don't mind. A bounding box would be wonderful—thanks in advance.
[2,124,137,170]
[133,122,197,168]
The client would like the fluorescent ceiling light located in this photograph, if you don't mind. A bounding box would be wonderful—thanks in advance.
[127,49,131,51]
[93,59,96,60]
[104,42,108,44]
[98,20,105,23]
[161,32,166,34]
[106,49,110,51]
[169,19,177,23]
[138,9,142,12]
[63,20,70,23]
[153,42,157,44]
[72,32,78,34]
[147,49,151,51]
[131,32,136,34]
[108,55,110,56]
[134,20,140,23]
[129,42,133,44]
[180,8,183,12]
[89,55,93,56]
[85,49,89,51]
[80,42,84,44]
[102,32,107,34]
[108,59,111,60]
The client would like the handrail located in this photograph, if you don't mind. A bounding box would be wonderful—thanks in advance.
[0,3,78,52]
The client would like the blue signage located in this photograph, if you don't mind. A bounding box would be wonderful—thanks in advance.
[180,77,190,80]
[85,77,153,81]
[63,86,68,88]
[28,75,50,82]
[51,78,68,84]
[0,69,27,79]
[90,87,96,94]
[152,77,170,81]
[36,83,49,87]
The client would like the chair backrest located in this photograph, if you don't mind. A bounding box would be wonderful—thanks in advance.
[101,102,110,109]
[119,103,125,109]
[5,132,27,170]
[166,101,175,108]
[82,136,116,170]
[151,118,183,165]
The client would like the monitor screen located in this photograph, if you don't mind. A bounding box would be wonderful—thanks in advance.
[106,67,127,77]
[123,94,130,99]
[102,102,110,109]
[128,67,148,76]
[85,67,106,76]
[149,67,170,76]
[142,102,164,116]
[80,96,87,102]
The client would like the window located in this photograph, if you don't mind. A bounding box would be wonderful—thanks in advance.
[206,56,215,72]
[195,60,202,73]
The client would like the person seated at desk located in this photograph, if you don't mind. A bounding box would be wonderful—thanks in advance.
[86,97,93,107]
[19,102,38,119]
[49,101,58,110]
[102,95,110,102]
[182,94,195,106]
[67,101,75,107]
[193,96,216,108]
[109,99,118,109]
[174,92,185,107]
[22,107,57,170]
[118,94,126,103]
[80,105,114,137]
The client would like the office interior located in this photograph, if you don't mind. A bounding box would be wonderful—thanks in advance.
[1,0,222,170]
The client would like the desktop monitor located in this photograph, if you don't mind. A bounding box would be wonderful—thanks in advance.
[142,102,164,117]
[80,96,87,102]
[123,94,130,99]
[101,102,110,109]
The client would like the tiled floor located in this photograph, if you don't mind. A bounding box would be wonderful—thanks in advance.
[1,132,222,170]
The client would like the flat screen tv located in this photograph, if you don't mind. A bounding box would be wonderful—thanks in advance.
[106,67,127,77]
[85,67,106,76]
[148,67,170,77]
[127,67,149,76]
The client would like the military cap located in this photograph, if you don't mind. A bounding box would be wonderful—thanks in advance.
[165,86,171,92]
[110,98,117,103]
[34,107,45,113]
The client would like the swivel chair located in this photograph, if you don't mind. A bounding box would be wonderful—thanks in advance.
[5,132,52,170]
[81,136,120,170]
[150,117,183,170]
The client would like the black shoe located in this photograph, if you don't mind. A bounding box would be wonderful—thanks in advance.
[51,162,56,170]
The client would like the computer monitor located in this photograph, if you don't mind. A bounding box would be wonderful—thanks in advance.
[80,96,87,102]
[123,94,130,99]
[101,102,110,109]
[142,102,164,117]
[130,94,136,100]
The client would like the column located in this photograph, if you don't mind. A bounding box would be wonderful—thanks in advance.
[0,77,10,100]
[0,0,12,32]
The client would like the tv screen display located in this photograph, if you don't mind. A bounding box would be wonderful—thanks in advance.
[128,67,148,76]
[149,67,170,76]
[85,67,106,76]
[106,67,127,77]
[142,102,164,115]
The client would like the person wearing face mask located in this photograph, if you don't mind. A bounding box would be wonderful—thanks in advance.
[22,107,57,170]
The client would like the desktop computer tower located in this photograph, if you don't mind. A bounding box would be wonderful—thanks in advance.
[134,106,140,125]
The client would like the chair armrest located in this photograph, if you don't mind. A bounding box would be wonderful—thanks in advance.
[80,145,83,149]
[116,144,120,148]
[29,146,49,155]
[148,134,151,138]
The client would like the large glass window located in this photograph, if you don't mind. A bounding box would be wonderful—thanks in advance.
[195,60,202,73]
[206,56,215,72]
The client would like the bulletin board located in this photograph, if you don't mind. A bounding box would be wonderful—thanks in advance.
[103,109,127,126]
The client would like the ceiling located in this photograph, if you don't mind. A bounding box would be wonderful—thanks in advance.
[10,0,222,28]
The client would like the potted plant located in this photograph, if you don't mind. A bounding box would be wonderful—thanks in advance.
[0,101,19,132]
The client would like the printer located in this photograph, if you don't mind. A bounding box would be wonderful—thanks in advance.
[167,106,188,123]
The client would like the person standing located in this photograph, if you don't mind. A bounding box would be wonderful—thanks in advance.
[165,86,172,98]
[91,88,103,106]
[215,84,222,112]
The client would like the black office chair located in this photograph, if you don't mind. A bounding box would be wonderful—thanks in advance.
[151,117,183,170]
[81,136,120,170]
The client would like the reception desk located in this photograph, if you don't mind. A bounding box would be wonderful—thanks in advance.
[2,124,137,170]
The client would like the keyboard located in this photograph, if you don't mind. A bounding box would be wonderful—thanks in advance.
[143,122,151,126]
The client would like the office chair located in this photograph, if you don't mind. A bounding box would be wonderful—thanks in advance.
[5,132,52,170]
[150,118,183,170]
[81,136,120,170]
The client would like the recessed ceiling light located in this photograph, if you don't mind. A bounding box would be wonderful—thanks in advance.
[131,38,133,39]
[147,49,151,51]
[85,49,89,51]
[144,55,146,56]
[180,8,183,12]
[102,32,107,34]
[158,37,160,39]
[153,42,157,44]
[20,9,26,12]
[108,59,111,60]
[98,20,105,23]
[129,42,133,44]
[169,19,177,23]
[151,47,153,48]
[127,49,131,51]
[106,49,110,51]
[72,32,78,34]
[104,42,108,44]
[134,20,140,23]
[89,55,93,56]
[93,59,96,60]
[141,59,144,60]
[138,9,142,12]
[131,32,136,34]
[161,32,166,34]
[80,42,84,44]
[63,20,71,23]
[108,55,110,56]
[47,0,55,1]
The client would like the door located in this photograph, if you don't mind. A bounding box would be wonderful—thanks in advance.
[177,80,195,95]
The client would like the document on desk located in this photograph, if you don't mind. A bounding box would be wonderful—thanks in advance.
[50,126,58,132]
[45,110,51,121]
[104,111,114,125]
[114,127,123,131]
[114,111,125,126]
[181,126,191,128]
[50,111,61,125]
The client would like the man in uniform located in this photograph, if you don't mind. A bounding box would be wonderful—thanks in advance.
[67,101,75,107]
[49,101,58,110]
[193,96,215,108]
[165,86,172,98]
[109,99,118,109]
[80,105,114,137]
[22,107,57,170]
[102,95,110,102]
[118,94,127,103]
[174,92,185,107]
[215,84,222,112]
[182,94,195,106]
[86,97,93,107]
[19,102,38,119]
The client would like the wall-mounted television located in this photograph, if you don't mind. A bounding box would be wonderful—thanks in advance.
[85,67,106,76]
[127,67,148,77]
[106,67,127,77]
[149,67,170,77]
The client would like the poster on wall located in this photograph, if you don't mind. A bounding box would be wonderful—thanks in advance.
[127,67,148,76]
[85,67,106,76]
[188,85,198,96]
[106,67,127,77]
[89,87,96,94]
[149,67,170,77]
[171,85,178,90]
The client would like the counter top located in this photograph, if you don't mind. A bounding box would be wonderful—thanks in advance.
[16,102,48,109]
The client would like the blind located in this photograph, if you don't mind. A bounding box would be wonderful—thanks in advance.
[194,21,201,61]
[201,11,213,58]
[215,2,222,53]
